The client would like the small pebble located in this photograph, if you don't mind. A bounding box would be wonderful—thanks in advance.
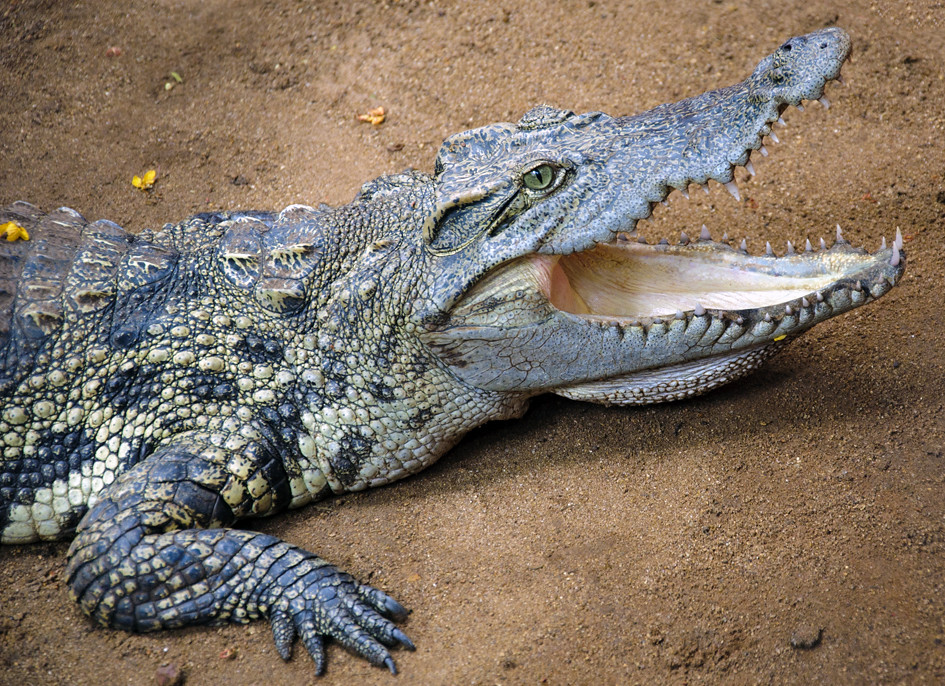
[790,625,823,650]
[155,662,183,686]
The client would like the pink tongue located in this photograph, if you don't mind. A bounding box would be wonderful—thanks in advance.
[529,254,589,315]
[548,260,589,314]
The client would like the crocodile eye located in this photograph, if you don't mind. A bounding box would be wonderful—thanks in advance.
[523,164,556,191]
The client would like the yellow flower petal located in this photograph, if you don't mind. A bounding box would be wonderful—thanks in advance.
[132,169,157,190]
[0,221,29,242]
[357,106,386,126]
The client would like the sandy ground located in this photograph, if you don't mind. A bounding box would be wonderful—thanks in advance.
[1,1,943,684]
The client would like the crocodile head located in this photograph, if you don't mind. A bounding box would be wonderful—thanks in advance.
[419,28,906,403]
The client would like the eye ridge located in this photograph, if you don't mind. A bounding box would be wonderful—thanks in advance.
[522,163,557,191]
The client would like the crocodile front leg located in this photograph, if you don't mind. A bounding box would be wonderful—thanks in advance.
[64,430,414,674]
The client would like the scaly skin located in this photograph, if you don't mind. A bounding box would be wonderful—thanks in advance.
[0,28,906,674]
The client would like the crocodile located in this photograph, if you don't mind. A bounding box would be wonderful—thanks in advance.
[0,27,905,675]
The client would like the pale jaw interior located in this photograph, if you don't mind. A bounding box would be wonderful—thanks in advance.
[541,240,852,321]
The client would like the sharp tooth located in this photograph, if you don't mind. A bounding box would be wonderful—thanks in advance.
[700,224,711,240]
[680,231,690,244]
[769,131,780,144]
[680,187,690,200]
[777,117,787,127]
[722,231,729,242]
[890,229,902,266]
[675,310,686,320]
[815,291,824,302]
[819,96,831,109]
[661,200,669,207]
[694,303,706,316]
[658,238,669,245]
[724,180,741,201]
[835,224,845,244]
[880,236,887,250]
[854,281,863,292]
[760,144,769,157]
[786,240,795,255]
[820,237,827,250]
[836,73,845,85]
[785,305,793,316]
[701,184,710,195]
[739,238,748,252]
[764,313,772,322]
[805,238,813,252]
[745,160,756,176]
[797,103,805,112]
[735,316,744,325]
[765,241,774,256]
[801,297,810,308]
[637,235,648,244]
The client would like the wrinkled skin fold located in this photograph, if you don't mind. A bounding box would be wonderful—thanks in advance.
[0,27,906,676]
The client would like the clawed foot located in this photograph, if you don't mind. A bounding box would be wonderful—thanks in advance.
[266,562,414,675]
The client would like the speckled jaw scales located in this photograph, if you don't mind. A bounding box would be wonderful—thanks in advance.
[0,27,907,678]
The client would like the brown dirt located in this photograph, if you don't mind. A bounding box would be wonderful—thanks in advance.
[1,1,944,684]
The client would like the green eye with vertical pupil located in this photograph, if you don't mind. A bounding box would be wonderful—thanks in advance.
[523,164,555,190]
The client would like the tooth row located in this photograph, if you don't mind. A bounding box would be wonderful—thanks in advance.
[619,273,889,342]
[642,224,901,260]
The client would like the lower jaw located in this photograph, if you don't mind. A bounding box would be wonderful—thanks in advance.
[553,342,782,406]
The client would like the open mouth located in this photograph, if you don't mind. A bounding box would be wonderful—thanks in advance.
[539,226,904,327]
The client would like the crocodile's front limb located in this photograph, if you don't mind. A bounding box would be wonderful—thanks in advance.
[65,429,414,674]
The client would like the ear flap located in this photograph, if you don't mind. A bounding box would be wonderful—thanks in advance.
[422,181,517,256]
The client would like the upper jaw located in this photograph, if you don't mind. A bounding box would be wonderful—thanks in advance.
[533,28,852,257]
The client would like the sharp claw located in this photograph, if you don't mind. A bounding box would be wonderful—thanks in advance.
[382,596,408,621]
[301,631,327,675]
[385,656,398,675]
[358,585,405,620]
[393,627,416,651]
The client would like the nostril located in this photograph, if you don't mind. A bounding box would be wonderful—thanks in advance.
[819,42,828,49]
[783,43,792,51]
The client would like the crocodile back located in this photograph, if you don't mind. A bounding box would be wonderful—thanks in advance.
[0,203,87,390]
